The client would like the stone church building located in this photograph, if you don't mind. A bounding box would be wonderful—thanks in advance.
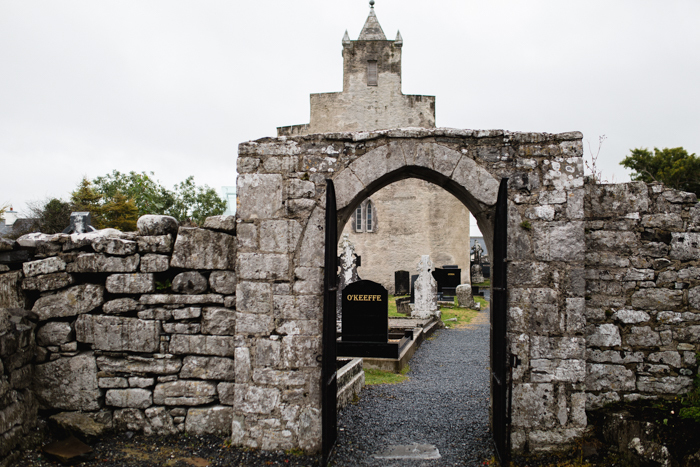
[278,5,471,292]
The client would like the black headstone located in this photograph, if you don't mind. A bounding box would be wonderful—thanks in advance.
[432,267,461,297]
[410,274,418,304]
[341,280,388,343]
[394,270,410,296]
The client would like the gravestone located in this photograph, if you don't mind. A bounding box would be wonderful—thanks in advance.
[341,280,388,343]
[337,234,360,331]
[394,270,409,296]
[412,255,439,319]
[456,284,476,309]
[63,212,97,235]
[432,266,461,298]
[470,242,485,284]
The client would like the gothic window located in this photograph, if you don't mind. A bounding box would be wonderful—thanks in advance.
[353,200,376,233]
[365,201,373,232]
[367,60,378,86]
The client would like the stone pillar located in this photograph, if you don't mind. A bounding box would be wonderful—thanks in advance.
[411,255,439,319]
[337,234,359,331]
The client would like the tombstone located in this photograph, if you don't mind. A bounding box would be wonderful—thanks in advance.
[337,279,413,359]
[394,270,409,296]
[471,263,485,284]
[456,284,476,309]
[412,255,439,319]
[432,266,461,299]
[341,280,388,343]
[470,242,485,283]
[337,234,360,331]
[409,274,418,303]
[62,212,97,235]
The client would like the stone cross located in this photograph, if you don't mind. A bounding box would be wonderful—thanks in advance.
[337,234,360,331]
[63,212,97,234]
[411,255,439,319]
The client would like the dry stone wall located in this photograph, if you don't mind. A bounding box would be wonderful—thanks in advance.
[0,308,38,467]
[0,214,238,444]
[584,181,700,409]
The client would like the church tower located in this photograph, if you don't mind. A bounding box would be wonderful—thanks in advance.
[277,3,471,292]
[278,3,435,136]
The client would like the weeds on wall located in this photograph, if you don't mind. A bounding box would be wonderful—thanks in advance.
[584,135,609,183]
[680,353,700,422]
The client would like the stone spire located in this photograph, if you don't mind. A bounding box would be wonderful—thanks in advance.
[358,6,386,40]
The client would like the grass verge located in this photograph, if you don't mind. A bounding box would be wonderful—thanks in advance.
[364,365,410,385]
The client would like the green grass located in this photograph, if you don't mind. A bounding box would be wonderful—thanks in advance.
[440,295,488,328]
[472,279,491,288]
[364,365,410,385]
[388,294,409,317]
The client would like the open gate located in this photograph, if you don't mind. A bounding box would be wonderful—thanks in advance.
[321,179,338,466]
[491,178,511,464]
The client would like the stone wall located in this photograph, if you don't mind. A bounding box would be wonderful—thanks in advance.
[0,308,38,467]
[584,181,700,409]
[0,214,238,446]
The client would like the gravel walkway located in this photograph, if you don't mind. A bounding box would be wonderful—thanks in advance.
[332,309,494,466]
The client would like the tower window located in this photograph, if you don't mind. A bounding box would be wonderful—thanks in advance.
[366,201,373,232]
[367,60,378,86]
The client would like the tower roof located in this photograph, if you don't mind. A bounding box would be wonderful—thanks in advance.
[358,8,386,40]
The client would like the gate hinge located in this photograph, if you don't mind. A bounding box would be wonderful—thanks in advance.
[510,355,521,368]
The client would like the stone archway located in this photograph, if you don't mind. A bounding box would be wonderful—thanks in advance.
[234,128,586,454]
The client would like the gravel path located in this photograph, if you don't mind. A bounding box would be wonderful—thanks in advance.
[332,309,494,466]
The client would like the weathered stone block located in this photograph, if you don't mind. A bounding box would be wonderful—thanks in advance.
[255,339,281,368]
[237,253,289,281]
[259,220,302,253]
[631,289,683,310]
[92,237,137,256]
[530,336,585,359]
[75,315,160,353]
[70,253,139,273]
[282,336,321,369]
[202,308,236,335]
[648,351,682,368]
[103,298,141,314]
[140,254,169,272]
[145,406,178,435]
[637,376,693,394]
[32,284,104,320]
[34,353,100,411]
[252,368,307,387]
[533,221,584,261]
[530,359,585,382]
[37,322,74,346]
[236,312,273,335]
[180,356,235,380]
[106,389,152,409]
[614,309,651,324]
[185,406,232,435]
[237,174,284,220]
[673,325,700,343]
[689,287,700,310]
[106,273,155,294]
[171,271,208,294]
[170,227,236,270]
[23,257,66,277]
[203,215,236,233]
[137,235,173,254]
[234,384,281,414]
[153,380,217,405]
[298,207,325,268]
[586,363,635,391]
[98,377,128,388]
[22,272,75,292]
[169,335,235,357]
[172,307,201,320]
[671,232,700,261]
[97,355,182,375]
[236,282,272,314]
[209,271,236,294]
[511,383,555,429]
[235,347,251,383]
[162,322,201,334]
[139,294,224,305]
[0,271,27,309]
[137,215,178,236]
[626,326,661,347]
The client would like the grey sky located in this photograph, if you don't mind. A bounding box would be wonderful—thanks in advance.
[2,0,699,234]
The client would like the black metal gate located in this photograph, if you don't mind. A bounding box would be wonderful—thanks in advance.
[321,179,338,466]
[491,178,510,464]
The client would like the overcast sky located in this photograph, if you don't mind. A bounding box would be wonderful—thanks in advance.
[2,1,699,234]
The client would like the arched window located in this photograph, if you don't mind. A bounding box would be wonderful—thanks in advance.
[355,206,363,231]
[365,201,373,232]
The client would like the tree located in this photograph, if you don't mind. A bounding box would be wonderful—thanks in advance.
[101,192,139,231]
[92,171,176,215]
[621,147,700,196]
[28,198,73,234]
[168,176,228,226]
[70,178,105,228]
